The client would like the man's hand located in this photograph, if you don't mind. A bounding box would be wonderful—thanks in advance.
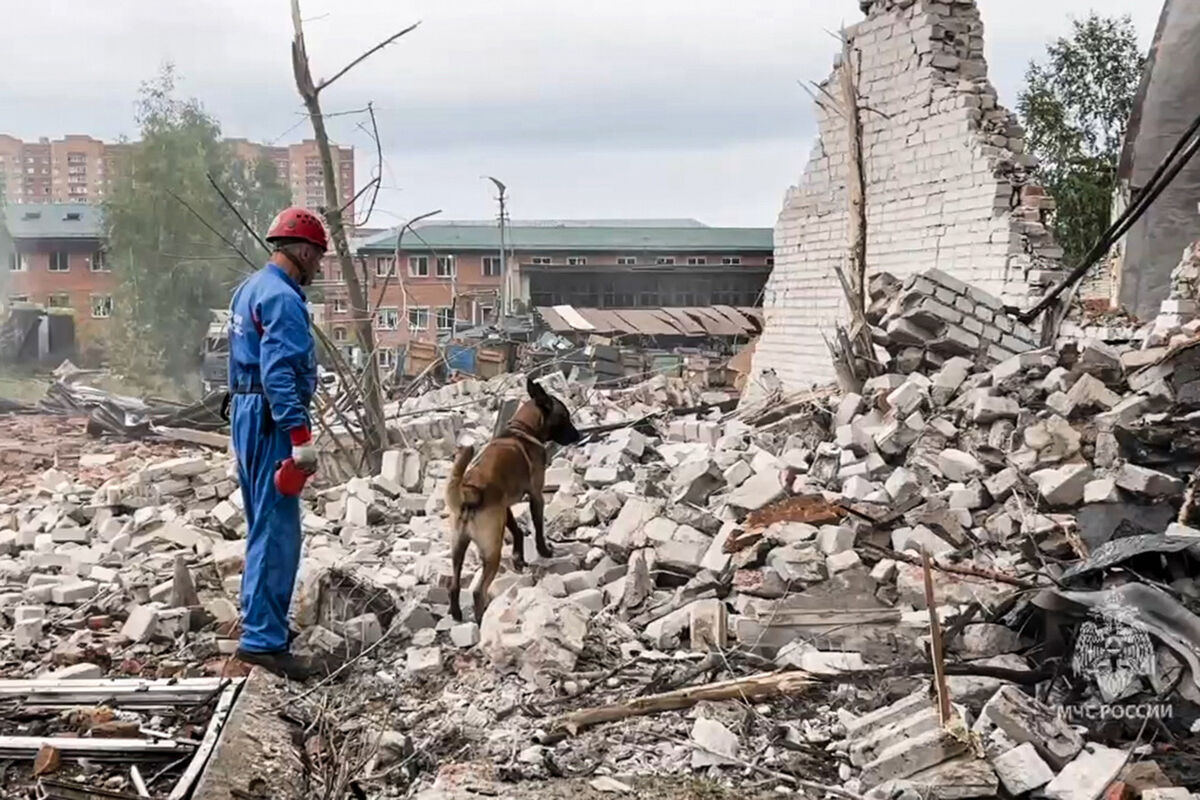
[290,427,319,474]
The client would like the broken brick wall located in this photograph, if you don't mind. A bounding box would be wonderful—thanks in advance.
[747,0,1063,395]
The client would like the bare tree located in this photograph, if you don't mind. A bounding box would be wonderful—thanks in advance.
[288,0,418,471]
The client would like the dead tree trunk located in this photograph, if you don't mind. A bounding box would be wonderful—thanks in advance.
[840,36,867,307]
[288,1,417,472]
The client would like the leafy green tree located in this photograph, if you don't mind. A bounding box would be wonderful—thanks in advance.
[104,65,290,380]
[1018,14,1145,267]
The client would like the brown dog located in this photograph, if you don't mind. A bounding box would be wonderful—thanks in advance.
[446,376,582,623]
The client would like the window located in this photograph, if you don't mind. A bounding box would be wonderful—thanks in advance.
[9,295,28,304]
[377,348,397,369]
[722,256,742,266]
[436,307,454,331]
[476,304,493,324]
[687,257,707,266]
[617,256,637,266]
[567,256,587,266]
[656,256,676,265]
[91,294,113,319]
[376,307,399,330]
[376,256,395,278]
[530,256,553,265]
[8,252,27,272]
[409,256,429,277]
[48,293,71,308]
[332,297,348,314]
[90,250,109,272]
[408,307,429,331]
[333,327,347,342]
[436,256,455,278]
[482,256,502,277]
[49,252,70,272]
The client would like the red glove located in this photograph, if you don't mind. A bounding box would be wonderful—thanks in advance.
[275,427,318,496]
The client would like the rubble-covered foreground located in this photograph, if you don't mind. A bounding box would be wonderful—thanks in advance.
[4,272,1200,798]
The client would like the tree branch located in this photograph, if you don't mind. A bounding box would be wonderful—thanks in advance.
[164,189,256,270]
[207,173,270,254]
[317,23,421,94]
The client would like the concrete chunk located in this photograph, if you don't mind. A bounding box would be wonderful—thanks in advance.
[860,726,969,788]
[1065,373,1121,413]
[975,685,1082,768]
[121,605,159,644]
[727,470,785,513]
[983,467,1020,503]
[1030,463,1092,507]
[937,449,985,481]
[993,743,1054,796]
[689,598,728,650]
[691,718,738,767]
[885,467,921,503]
[1115,463,1184,498]
[972,395,1020,423]
[1043,744,1127,800]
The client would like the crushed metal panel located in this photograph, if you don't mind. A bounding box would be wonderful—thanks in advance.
[685,307,742,335]
[536,306,572,333]
[710,304,757,333]
[658,307,706,336]
[646,309,688,335]
[579,308,626,334]
[552,304,596,331]
[612,308,677,336]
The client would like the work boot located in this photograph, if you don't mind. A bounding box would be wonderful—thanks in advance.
[236,648,334,681]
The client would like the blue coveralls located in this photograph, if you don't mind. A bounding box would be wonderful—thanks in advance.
[227,263,317,654]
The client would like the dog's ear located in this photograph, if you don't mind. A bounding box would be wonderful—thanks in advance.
[527,376,552,411]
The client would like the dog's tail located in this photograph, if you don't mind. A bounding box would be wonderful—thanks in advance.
[446,445,482,511]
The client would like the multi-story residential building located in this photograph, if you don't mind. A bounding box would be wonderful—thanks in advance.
[0,135,354,213]
[2,203,112,344]
[328,220,773,372]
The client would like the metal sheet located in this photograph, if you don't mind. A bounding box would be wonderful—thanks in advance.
[551,304,596,331]
[0,677,238,709]
[577,308,624,334]
[1060,529,1200,581]
[612,309,677,336]
[709,305,756,333]
[646,309,687,335]
[0,737,190,761]
[168,682,241,800]
[658,308,705,335]
[685,307,742,336]
[536,307,572,333]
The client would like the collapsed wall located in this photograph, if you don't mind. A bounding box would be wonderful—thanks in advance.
[749,0,1064,393]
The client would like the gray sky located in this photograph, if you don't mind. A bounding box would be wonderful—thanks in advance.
[4,1,1160,227]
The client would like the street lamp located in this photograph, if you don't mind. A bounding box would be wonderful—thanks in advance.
[484,176,508,317]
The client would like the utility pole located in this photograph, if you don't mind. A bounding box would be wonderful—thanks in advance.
[485,176,508,317]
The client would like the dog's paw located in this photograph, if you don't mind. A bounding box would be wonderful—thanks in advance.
[449,603,463,623]
[512,554,526,572]
[536,541,554,559]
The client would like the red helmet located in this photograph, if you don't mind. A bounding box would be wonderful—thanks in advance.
[266,207,328,251]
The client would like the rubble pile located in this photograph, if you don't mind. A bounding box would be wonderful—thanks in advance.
[4,272,1200,797]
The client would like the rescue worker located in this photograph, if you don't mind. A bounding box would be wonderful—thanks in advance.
[228,206,327,680]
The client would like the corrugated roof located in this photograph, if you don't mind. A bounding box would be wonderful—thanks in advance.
[4,203,104,240]
[362,222,772,253]
[537,305,760,337]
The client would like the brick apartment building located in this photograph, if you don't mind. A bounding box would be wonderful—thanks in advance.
[2,203,112,347]
[329,220,773,372]
[0,135,354,213]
